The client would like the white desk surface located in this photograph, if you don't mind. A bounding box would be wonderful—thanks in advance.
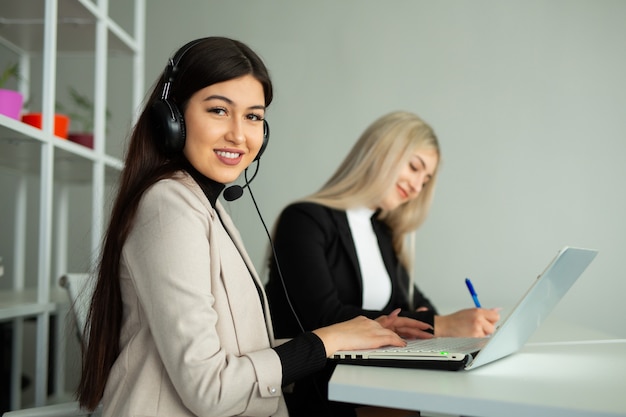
[329,319,626,417]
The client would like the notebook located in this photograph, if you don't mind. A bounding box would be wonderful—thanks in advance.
[332,246,598,371]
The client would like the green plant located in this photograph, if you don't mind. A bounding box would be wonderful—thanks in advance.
[0,63,19,89]
[57,86,111,133]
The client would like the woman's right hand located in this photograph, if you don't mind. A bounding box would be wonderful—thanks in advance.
[434,308,501,337]
[312,316,406,358]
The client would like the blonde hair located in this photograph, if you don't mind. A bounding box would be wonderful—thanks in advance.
[304,111,440,267]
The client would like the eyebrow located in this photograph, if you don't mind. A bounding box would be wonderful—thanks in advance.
[414,154,427,170]
[413,154,434,180]
[203,94,266,111]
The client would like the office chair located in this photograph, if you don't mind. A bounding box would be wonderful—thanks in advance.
[58,274,94,342]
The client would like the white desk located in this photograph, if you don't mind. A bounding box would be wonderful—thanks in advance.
[329,339,626,417]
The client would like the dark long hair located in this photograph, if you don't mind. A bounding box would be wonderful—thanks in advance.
[77,37,273,410]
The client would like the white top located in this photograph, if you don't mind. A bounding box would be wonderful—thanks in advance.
[346,207,392,310]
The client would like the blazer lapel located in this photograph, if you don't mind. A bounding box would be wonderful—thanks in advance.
[215,202,276,341]
[330,208,364,292]
[180,173,276,344]
[369,217,395,276]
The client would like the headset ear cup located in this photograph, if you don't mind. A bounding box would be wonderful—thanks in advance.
[255,119,270,161]
[150,99,186,153]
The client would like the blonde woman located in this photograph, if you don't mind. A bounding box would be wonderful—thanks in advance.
[265,111,500,417]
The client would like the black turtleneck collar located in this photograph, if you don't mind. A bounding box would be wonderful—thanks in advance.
[180,158,225,208]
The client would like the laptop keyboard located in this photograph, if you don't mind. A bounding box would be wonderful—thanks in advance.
[378,337,488,354]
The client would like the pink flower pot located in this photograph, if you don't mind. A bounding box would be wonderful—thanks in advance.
[22,113,70,139]
[0,89,24,120]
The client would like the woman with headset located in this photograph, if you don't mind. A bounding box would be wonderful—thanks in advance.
[265,111,501,416]
[76,37,432,417]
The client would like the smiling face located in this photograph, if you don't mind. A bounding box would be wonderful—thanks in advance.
[378,147,439,212]
[182,74,266,184]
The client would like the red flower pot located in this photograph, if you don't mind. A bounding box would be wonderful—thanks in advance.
[21,113,70,139]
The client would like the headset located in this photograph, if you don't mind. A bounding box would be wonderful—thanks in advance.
[149,38,270,159]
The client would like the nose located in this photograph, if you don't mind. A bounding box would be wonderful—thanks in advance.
[409,173,425,195]
[225,118,245,144]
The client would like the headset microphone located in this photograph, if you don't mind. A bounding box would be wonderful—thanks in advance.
[223,184,245,201]
[223,159,260,202]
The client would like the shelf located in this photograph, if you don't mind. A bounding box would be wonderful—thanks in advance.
[0,288,67,321]
[0,114,123,183]
[0,0,137,54]
[0,0,144,409]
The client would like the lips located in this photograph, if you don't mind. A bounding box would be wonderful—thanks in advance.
[215,150,243,166]
[397,185,409,199]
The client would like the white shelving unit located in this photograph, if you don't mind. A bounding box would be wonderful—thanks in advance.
[0,0,145,411]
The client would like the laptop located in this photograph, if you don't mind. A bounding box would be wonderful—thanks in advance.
[332,246,598,371]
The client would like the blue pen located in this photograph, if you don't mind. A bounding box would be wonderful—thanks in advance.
[465,278,482,308]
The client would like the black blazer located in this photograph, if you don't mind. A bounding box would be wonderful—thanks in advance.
[266,202,437,339]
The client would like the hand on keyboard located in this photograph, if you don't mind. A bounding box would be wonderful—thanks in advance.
[376,308,434,340]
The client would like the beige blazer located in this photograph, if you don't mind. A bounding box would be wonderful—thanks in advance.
[102,172,288,417]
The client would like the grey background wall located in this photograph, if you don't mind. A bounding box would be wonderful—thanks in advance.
[142,0,625,337]
[2,0,623,348]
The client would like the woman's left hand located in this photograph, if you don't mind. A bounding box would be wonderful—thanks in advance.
[375,308,433,340]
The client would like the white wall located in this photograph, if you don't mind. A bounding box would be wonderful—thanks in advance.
[144,0,626,337]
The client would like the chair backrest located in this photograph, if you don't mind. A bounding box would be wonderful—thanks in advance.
[1,401,101,417]
[58,273,95,341]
